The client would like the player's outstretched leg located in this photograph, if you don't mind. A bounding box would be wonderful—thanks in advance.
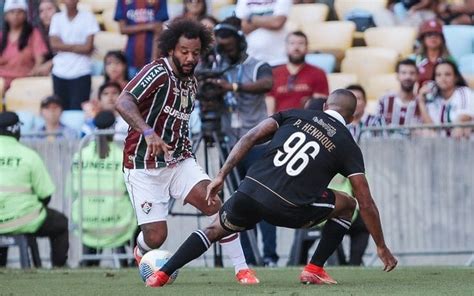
[184,180,259,285]
[146,217,230,287]
[301,190,356,285]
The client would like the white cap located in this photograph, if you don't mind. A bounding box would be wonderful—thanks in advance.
[4,0,28,13]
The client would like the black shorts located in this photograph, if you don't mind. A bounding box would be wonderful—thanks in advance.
[219,190,335,232]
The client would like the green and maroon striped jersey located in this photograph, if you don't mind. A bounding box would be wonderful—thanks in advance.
[122,57,197,169]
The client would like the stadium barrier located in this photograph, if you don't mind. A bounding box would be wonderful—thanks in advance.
[5,124,473,267]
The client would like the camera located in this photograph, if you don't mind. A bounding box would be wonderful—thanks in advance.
[194,47,236,137]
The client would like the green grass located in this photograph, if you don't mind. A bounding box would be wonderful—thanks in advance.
[0,267,472,296]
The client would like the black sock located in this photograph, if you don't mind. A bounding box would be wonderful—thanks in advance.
[310,218,351,267]
[161,230,211,276]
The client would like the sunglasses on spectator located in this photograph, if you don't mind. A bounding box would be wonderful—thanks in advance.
[424,32,442,38]
[287,75,297,91]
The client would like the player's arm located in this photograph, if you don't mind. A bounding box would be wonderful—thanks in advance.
[349,174,398,272]
[206,118,278,204]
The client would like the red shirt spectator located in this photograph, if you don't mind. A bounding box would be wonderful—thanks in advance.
[266,31,328,114]
[269,63,328,113]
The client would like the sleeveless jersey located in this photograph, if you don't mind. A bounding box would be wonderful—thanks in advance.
[239,109,365,207]
[122,58,196,169]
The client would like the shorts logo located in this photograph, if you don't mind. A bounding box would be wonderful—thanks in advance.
[141,201,153,214]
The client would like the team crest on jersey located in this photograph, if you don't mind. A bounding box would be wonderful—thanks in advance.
[141,201,153,214]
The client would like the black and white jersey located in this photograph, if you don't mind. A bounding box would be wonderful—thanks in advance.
[239,109,365,207]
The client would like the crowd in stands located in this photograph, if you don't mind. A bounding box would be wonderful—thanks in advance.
[0,0,473,267]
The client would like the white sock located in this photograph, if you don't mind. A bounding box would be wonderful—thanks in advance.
[137,231,152,256]
[220,233,248,274]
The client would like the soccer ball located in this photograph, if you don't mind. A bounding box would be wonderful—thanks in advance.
[138,249,179,284]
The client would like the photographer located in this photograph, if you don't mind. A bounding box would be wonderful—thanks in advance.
[208,17,277,267]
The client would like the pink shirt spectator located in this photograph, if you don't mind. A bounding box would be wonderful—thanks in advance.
[0,28,48,88]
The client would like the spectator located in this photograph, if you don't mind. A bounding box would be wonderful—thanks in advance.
[49,0,99,110]
[114,0,169,76]
[71,111,136,267]
[375,0,437,27]
[410,19,453,86]
[346,84,385,140]
[36,95,78,140]
[35,0,60,76]
[104,50,129,90]
[182,0,207,20]
[377,59,422,134]
[266,31,329,114]
[200,15,219,30]
[81,82,129,141]
[236,0,291,66]
[0,111,69,267]
[0,0,48,89]
[210,17,277,267]
[437,0,474,25]
[418,59,474,138]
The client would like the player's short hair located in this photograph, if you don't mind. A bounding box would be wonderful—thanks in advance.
[286,31,308,44]
[328,89,357,118]
[396,59,418,73]
[158,19,213,57]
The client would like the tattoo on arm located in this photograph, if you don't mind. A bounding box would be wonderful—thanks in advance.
[116,92,150,133]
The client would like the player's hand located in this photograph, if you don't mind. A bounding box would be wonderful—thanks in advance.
[206,176,224,206]
[144,132,172,160]
[377,246,398,272]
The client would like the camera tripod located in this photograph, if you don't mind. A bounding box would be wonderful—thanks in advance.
[168,122,263,267]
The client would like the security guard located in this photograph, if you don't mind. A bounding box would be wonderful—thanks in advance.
[0,112,68,267]
[71,111,136,266]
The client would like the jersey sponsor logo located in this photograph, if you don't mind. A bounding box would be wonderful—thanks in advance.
[163,105,191,121]
[0,157,21,167]
[139,66,165,89]
[126,8,155,23]
[312,116,336,137]
[141,201,153,214]
[73,161,122,170]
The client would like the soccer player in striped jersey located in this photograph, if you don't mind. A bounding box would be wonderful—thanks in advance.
[377,59,422,136]
[146,90,397,287]
[115,19,259,285]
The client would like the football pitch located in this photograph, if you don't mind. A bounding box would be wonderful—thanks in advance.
[1,266,472,296]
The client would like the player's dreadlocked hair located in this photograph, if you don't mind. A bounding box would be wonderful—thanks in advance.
[158,19,213,57]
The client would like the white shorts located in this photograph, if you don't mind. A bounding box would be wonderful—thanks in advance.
[123,158,210,225]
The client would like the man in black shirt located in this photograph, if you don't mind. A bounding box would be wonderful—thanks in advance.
[146,89,398,287]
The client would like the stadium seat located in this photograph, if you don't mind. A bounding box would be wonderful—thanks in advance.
[16,111,38,134]
[79,0,116,13]
[288,3,329,31]
[5,77,53,115]
[327,73,358,92]
[102,8,120,33]
[364,73,399,102]
[61,110,85,132]
[442,25,474,63]
[304,21,356,57]
[459,54,474,75]
[364,26,417,57]
[305,53,336,73]
[464,74,474,89]
[341,47,398,86]
[92,32,127,61]
[334,0,388,20]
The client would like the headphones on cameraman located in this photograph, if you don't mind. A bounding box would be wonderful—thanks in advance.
[213,23,247,53]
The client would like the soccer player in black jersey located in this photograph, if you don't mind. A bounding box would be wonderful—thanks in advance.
[146,89,398,287]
